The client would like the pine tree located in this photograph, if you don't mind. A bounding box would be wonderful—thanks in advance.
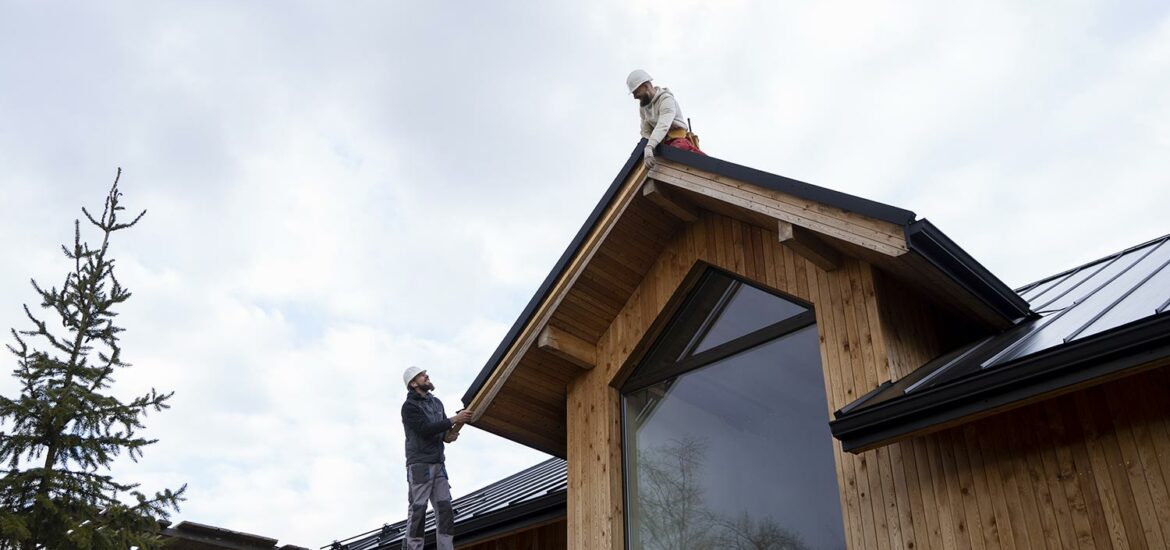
[0,170,185,550]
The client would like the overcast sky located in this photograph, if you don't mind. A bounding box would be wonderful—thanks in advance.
[1,1,1168,546]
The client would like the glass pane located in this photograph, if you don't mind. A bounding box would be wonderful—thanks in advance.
[625,326,845,550]
[691,282,808,356]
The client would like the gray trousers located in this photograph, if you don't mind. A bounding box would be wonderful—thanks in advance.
[403,462,454,550]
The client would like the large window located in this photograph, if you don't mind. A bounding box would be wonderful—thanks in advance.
[622,270,845,550]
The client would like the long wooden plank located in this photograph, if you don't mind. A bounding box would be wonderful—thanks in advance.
[652,162,908,251]
[649,165,908,257]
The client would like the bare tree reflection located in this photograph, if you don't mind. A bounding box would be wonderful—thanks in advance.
[716,512,811,550]
[636,437,721,549]
[634,436,815,550]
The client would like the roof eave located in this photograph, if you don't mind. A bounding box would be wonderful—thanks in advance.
[830,312,1170,453]
[905,219,1033,323]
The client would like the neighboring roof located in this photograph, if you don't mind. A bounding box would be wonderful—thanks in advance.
[326,458,567,550]
[462,142,1031,409]
[161,521,309,550]
[832,233,1170,452]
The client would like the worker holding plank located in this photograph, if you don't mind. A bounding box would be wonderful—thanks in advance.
[400,366,473,550]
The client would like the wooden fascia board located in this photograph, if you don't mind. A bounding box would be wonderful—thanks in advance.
[648,162,909,257]
[465,162,650,421]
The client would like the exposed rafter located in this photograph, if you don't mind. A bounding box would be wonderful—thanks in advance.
[777,220,841,271]
[642,179,698,222]
[537,326,597,370]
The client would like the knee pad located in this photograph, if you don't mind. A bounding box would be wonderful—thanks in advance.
[435,499,455,534]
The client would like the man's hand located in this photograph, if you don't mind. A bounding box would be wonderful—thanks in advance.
[450,409,474,424]
[444,430,460,443]
[643,145,656,168]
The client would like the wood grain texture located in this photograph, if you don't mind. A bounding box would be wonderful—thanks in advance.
[458,519,566,550]
[564,210,1170,550]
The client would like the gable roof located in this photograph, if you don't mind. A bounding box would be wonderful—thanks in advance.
[459,142,1037,456]
[831,233,1170,451]
[326,458,566,550]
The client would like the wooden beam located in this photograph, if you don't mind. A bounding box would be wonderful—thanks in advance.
[537,325,597,369]
[777,220,842,271]
[648,163,909,257]
[642,179,698,222]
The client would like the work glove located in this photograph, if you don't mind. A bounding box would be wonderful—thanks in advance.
[643,144,656,168]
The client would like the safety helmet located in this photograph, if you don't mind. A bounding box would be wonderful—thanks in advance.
[403,366,426,388]
[626,69,653,93]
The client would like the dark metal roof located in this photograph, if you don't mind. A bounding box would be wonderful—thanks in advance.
[463,142,1030,408]
[325,458,567,550]
[832,233,1170,452]
[162,521,306,550]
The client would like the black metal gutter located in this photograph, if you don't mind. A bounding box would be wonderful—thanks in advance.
[461,140,647,407]
[905,219,1033,322]
[830,311,1170,453]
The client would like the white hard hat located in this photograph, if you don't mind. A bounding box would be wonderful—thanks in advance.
[626,69,652,93]
[403,366,426,388]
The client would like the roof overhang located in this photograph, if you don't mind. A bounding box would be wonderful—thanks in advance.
[830,312,1170,452]
[463,142,1031,455]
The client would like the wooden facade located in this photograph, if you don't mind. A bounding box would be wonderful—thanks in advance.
[466,154,1170,549]
[459,519,566,550]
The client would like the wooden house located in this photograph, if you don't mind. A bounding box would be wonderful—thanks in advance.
[338,142,1170,549]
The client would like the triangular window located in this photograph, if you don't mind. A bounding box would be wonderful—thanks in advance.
[622,270,813,392]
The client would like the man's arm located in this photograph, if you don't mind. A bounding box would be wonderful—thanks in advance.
[402,402,453,437]
[646,94,678,149]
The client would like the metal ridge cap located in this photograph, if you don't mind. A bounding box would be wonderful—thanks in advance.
[657,146,917,226]
[905,219,1032,321]
[461,141,647,407]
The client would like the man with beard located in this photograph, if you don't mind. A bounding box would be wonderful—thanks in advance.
[400,366,473,550]
[627,69,704,168]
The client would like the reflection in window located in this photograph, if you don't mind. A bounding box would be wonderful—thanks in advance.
[623,272,844,550]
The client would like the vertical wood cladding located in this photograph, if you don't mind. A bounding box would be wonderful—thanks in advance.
[566,211,1170,549]
[458,519,566,550]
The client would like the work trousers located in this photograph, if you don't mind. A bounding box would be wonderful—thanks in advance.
[403,462,454,550]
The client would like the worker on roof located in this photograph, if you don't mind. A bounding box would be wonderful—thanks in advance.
[627,69,704,168]
[400,366,474,550]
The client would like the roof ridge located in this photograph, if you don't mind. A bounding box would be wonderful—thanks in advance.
[1015,232,1170,293]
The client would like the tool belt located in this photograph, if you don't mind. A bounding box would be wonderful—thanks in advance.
[667,126,701,151]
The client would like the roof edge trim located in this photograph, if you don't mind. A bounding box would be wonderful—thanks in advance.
[830,311,1170,452]
[905,219,1033,322]
[658,146,917,225]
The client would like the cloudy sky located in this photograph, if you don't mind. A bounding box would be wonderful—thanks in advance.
[1,1,1168,546]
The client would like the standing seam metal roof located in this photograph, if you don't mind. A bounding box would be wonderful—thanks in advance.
[832,233,1170,450]
[325,458,567,550]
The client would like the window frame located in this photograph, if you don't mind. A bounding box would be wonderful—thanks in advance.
[618,268,824,549]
